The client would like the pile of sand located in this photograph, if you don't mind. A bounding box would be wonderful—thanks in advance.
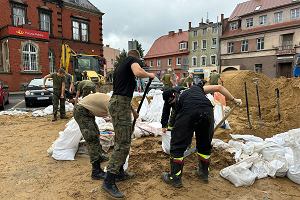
[218,71,300,139]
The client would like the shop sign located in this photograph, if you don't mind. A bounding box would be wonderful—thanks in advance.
[8,26,49,40]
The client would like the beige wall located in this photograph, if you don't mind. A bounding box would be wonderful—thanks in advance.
[221,28,300,58]
[103,46,120,73]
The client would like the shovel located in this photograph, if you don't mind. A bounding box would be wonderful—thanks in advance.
[184,104,238,158]
[132,78,153,130]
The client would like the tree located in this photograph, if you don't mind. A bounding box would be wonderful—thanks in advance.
[114,49,127,69]
[135,40,144,58]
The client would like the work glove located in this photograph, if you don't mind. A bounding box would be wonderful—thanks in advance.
[233,98,242,106]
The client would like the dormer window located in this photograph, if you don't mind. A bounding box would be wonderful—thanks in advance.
[179,42,187,50]
[230,22,238,30]
[255,5,261,11]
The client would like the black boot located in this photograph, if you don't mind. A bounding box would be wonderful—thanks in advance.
[197,155,210,183]
[52,114,57,122]
[102,172,124,199]
[91,160,106,180]
[116,166,135,182]
[161,158,184,188]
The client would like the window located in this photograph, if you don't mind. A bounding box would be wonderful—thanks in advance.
[22,43,38,71]
[259,15,267,25]
[201,56,206,66]
[211,55,216,65]
[40,12,51,33]
[203,28,207,35]
[291,8,300,19]
[212,38,217,48]
[179,42,187,50]
[0,41,10,72]
[81,23,88,42]
[241,40,249,52]
[212,27,218,33]
[12,7,25,26]
[49,50,55,73]
[246,18,253,27]
[202,40,207,49]
[176,57,181,65]
[255,5,262,11]
[72,20,89,41]
[168,58,172,66]
[192,57,197,66]
[230,22,238,30]
[255,64,262,73]
[274,12,283,23]
[157,59,161,67]
[257,38,265,50]
[193,41,198,51]
[150,60,153,67]
[228,42,234,53]
[193,31,198,37]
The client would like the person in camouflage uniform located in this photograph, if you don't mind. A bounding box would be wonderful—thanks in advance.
[43,68,67,121]
[75,80,96,104]
[73,93,110,180]
[102,50,155,199]
[161,68,175,90]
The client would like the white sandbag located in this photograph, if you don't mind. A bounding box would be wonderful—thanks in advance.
[220,160,257,187]
[95,117,107,127]
[0,110,28,116]
[286,129,300,184]
[139,99,149,120]
[143,90,164,122]
[162,131,171,154]
[230,134,264,143]
[123,155,129,171]
[212,139,236,154]
[251,159,269,179]
[214,103,230,129]
[52,118,82,160]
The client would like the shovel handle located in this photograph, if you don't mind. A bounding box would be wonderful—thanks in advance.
[132,78,153,128]
[214,104,237,132]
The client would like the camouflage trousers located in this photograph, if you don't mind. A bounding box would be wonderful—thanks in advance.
[82,86,96,98]
[73,105,104,164]
[107,95,132,174]
[52,91,65,117]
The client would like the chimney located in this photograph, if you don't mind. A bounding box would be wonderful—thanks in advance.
[188,22,192,29]
[221,14,224,22]
[178,29,182,33]
[168,31,175,36]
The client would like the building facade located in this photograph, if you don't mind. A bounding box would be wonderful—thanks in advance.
[0,0,103,91]
[221,0,300,78]
[144,29,189,79]
[188,21,222,79]
[103,44,120,77]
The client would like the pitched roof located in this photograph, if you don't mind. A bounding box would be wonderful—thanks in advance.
[229,0,295,21]
[63,0,102,14]
[145,31,188,59]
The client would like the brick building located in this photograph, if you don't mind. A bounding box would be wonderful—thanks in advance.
[0,0,103,91]
[144,29,189,79]
[221,0,300,78]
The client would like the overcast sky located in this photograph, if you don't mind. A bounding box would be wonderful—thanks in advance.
[90,0,245,53]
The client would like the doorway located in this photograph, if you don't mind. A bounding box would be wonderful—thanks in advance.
[278,62,292,78]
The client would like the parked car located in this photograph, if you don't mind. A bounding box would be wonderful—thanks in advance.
[24,78,53,107]
[141,77,164,91]
[0,81,9,110]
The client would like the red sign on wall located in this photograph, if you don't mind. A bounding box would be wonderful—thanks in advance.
[8,26,49,40]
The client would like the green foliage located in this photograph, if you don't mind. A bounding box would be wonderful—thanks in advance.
[135,40,144,58]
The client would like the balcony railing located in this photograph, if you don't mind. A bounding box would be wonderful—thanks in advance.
[276,45,296,55]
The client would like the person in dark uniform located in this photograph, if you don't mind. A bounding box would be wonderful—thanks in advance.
[161,86,186,133]
[102,50,155,199]
[161,81,242,188]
